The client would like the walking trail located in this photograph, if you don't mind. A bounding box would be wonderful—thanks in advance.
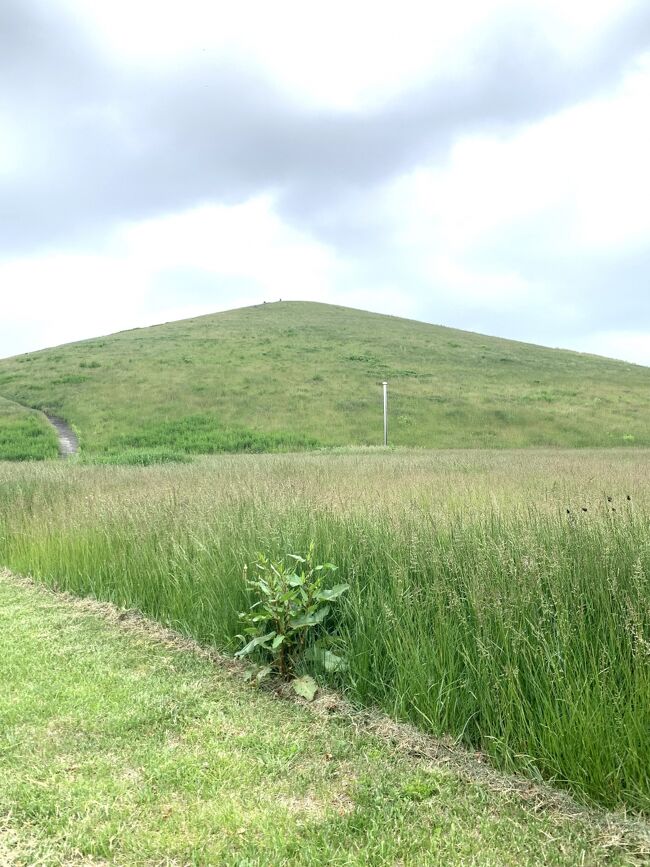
[44,414,78,457]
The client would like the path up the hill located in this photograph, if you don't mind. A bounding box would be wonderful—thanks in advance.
[45,414,78,457]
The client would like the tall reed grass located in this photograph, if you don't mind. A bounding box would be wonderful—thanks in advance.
[0,448,647,811]
[0,398,58,460]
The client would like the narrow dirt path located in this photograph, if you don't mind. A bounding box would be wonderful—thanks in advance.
[44,414,78,458]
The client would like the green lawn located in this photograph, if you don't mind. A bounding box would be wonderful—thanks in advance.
[0,301,648,456]
[0,396,58,461]
[1,571,647,866]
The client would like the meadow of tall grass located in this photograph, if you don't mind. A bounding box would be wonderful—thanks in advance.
[0,448,647,812]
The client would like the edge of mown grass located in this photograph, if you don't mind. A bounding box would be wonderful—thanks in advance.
[2,566,648,864]
[1,450,647,812]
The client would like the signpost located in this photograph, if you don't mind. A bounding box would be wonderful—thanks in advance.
[382,381,388,446]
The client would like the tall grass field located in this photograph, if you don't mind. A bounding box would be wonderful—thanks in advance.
[0,448,647,813]
[0,396,58,461]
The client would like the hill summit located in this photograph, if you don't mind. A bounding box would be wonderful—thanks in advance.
[1,301,649,454]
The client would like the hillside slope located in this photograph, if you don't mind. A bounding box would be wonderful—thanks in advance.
[0,301,649,454]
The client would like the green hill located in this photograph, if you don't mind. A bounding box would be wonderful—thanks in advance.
[0,301,648,456]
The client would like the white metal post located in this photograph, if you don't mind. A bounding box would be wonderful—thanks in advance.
[382,381,388,446]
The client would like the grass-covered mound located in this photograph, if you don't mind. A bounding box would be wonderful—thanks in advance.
[0,301,648,456]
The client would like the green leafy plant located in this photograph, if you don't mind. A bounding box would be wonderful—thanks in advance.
[235,544,348,695]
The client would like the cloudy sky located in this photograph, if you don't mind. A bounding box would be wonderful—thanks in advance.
[1,0,649,364]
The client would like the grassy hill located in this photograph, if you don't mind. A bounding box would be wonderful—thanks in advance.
[0,300,649,456]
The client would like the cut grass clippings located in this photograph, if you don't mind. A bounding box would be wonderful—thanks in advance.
[1,570,648,866]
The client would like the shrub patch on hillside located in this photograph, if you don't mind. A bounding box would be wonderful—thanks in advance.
[105,414,320,455]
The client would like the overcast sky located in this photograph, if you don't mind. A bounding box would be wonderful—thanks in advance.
[1,0,649,365]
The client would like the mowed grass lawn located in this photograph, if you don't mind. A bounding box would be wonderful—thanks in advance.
[1,572,648,866]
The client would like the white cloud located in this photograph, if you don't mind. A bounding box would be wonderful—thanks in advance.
[312,53,649,359]
[62,0,634,109]
[121,196,337,298]
[0,253,149,355]
[383,55,650,259]
[1,1,648,366]
[571,331,650,366]
[0,196,343,356]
